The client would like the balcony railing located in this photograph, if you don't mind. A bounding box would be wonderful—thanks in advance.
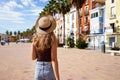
[79,11,82,17]
[84,9,89,15]
[110,14,116,19]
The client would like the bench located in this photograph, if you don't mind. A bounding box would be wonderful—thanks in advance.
[106,50,120,56]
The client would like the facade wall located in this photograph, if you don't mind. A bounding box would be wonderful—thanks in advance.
[105,0,120,47]
[70,6,77,43]
[78,0,92,36]
[65,13,70,40]
[90,7,105,34]
[90,6,105,47]
[59,14,64,44]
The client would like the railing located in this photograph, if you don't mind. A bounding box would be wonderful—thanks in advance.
[110,14,116,19]
[84,9,89,15]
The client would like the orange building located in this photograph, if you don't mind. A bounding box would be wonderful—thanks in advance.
[76,0,92,37]
[76,0,105,39]
[8,35,16,42]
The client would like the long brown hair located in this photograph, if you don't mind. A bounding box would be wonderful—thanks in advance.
[32,32,56,51]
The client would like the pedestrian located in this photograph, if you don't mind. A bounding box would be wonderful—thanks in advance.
[7,38,10,45]
[32,15,60,80]
[1,38,5,46]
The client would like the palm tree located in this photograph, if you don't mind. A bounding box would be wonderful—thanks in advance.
[31,25,36,35]
[6,30,9,35]
[43,5,51,15]
[17,30,21,39]
[39,11,46,17]
[48,0,57,16]
[10,31,12,36]
[67,0,86,39]
[41,0,57,16]
[18,31,21,35]
[14,31,17,36]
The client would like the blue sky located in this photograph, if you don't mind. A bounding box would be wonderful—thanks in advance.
[0,0,48,34]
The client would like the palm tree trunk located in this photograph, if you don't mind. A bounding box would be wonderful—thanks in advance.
[63,14,65,45]
[76,0,80,39]
[76,7,80,40]
[77,7,80,39]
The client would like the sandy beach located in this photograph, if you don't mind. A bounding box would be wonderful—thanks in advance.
[0,43,120,80]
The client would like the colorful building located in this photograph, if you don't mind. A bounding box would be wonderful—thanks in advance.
[90,6,105,47]
[78,0,92,36]
[0,34,8,41]
[69,0,91,43]
[105,0,120,47]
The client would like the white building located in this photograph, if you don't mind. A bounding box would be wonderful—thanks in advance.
[70,6,77,43]
[90,6,105,47]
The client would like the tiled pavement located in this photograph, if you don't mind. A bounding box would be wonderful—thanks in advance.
[0,43,120,80]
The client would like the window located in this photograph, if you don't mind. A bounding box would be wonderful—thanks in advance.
[72,13,74,20]
[91,14,93,18]
[85,6,88,10]
[72,23,74,28]
[80,19,82,24]
[79,8,82,16]
[91,12,99,19]
[100,23,103,29]
[110,23,115,32]
[85,6,88,15]
[99,10,103,17]
[111,6,115,17]
[109,37,115,46]
[111,0,114,3]
[93,13,95,18]
[96,12,98,17]
[86,16,88,23]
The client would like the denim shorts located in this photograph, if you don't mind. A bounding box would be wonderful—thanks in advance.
[34,61,56,80]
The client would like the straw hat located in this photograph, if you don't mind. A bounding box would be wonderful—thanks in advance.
[36,15,56,34]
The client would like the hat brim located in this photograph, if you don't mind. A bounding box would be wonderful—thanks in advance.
[36,15,56,34]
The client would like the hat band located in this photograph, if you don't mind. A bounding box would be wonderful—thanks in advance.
[39,21,52,31]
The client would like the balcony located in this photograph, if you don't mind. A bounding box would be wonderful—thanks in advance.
[92,0,105,3]
[110,14,116,19]
[79,11,82,17]
[79,8,82,17]
[84,6,89,15]
[84,9,89,15]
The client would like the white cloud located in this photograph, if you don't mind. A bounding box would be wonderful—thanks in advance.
[39,0,49,3]
[21,0,36,7]
[0,0,48,33]
[24,7,44,16]
[0,1,23,11]
[0,10,25,23]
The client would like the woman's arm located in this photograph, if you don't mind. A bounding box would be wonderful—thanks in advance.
[32,43,37,60]
[51,40,60,80]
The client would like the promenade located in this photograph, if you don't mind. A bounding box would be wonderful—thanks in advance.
[0,43,120,80]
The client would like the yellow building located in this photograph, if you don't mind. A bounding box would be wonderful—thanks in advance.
[105,0,120,47]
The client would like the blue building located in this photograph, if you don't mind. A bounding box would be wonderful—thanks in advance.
[89,6,105,48]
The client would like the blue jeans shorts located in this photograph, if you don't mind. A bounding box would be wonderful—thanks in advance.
[34,61,56,80]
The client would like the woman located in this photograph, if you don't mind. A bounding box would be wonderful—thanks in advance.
[32,15,60,80]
